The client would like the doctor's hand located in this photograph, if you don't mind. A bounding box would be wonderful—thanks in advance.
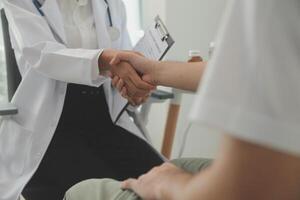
[99,50,155,98]
[111,75,150,106]
[110,61,154,98]
[109,51,159,104]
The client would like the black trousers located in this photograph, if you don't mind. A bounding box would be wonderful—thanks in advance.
[23,84,164,200]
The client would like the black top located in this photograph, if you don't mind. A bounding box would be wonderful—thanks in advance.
[23,84,163,200]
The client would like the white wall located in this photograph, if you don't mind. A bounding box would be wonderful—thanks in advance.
[143,0,229,159]
[141,0,166,28]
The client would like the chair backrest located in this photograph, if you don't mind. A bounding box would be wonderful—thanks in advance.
[0,8,22,102]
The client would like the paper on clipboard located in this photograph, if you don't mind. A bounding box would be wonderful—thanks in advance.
[133,16,175,61]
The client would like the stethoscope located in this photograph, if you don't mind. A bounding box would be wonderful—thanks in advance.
[32,0,121,41]
[103,0,120,41]
[32,0,128,124]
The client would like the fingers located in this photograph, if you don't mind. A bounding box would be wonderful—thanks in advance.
[124,79,148,97]
[111,76,119,88]
[121,87,127,98]
[119,85,149,106]
[128,73,155,91]
[115,79,151,99]
[122,88,147,106]
[116,79,125,92]
[112,77,126,95]
[120,71,153,97]
[112,77,150,106]
[110,61,154,100]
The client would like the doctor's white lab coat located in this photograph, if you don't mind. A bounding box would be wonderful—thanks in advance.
[0,0,143,199]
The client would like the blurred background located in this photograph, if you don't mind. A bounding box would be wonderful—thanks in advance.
[0,0,229,159]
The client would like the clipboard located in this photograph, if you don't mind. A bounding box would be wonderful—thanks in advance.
[133,16,175,61]
[114,16,174,125]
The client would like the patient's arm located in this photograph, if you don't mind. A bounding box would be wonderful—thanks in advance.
[110,52,207,92]
[122,135,300,200]
[149,61,206,92]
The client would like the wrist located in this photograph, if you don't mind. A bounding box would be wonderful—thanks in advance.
[151,61,160,86]
[98,49,116,71]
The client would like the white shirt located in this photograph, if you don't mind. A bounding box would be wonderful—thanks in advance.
[190,0,300,156]
[58,0,98,49]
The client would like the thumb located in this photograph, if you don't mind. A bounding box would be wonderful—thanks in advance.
[110,52,133,66]
[110,55,121,66]
[121,178,137,190]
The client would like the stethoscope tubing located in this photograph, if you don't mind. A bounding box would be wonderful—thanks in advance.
[33,0,114,27]
[32,0,44,16]
[103,0,113,27]
[32,0,127,125]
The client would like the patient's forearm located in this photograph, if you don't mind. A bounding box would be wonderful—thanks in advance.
[154,61,206,92]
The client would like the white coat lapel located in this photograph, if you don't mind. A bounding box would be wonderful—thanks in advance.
[40,0,67,44]
[91,0,128,122]
[91,0,112,49]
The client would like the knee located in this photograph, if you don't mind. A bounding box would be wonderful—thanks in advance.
[64,179,101,200]
[64,178,121,200]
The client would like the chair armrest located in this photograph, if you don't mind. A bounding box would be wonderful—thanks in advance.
[0,103,18,116]
[150,89,174,100]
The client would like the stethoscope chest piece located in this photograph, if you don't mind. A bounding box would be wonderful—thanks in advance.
[108,26,120,41]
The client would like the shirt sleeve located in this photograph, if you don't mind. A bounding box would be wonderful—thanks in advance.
[190,0,300,156]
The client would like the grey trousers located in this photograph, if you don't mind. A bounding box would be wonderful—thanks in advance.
[63,158,212,200]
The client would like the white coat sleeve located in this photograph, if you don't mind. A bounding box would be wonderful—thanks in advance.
[3,0,105,87]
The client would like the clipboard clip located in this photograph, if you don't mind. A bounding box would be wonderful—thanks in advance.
[155,16,170,42]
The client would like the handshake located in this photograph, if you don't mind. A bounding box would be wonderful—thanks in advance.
[99,49,204,105]
[98,49,158,106]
